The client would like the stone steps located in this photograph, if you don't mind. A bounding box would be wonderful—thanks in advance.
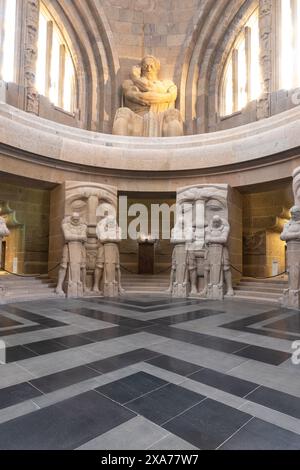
[122,273,169,293]
[0,273,57,304]
[233,276,287,304]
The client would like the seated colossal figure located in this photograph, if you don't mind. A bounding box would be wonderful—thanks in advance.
[113,55,183,137]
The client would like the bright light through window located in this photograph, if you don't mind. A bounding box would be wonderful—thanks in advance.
[36,5,76,112]
[279,0,300,90]
[280,0,293,89]
[1,0,17,82]
[221,8,261,116]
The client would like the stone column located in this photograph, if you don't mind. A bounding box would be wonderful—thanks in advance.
[24,0,40,114]
[175,184,234,299]
[281,239,300,309]
[257,0,272,120]
[48,181,118,292]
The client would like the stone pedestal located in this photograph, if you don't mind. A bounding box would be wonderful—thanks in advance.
[103,242,120,297]
[282,240,300,309]
[171,243,189,298]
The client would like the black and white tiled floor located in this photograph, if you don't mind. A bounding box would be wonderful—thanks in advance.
[0,296,300,450]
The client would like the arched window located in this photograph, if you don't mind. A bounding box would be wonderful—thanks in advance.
[0,0,17,83]
[220,9,261,117]
[36,3,76,113]
[279,0,300,90]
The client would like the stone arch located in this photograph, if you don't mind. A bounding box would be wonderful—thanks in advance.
[177,0,257,134]
[45,0,120,132]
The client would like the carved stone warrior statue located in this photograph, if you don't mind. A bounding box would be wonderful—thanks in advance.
[96,213,124,297]
[113,55,183,137]
[203,215,234,300]
[56,213,87,298]
[280,206,300,308]
[167,214,193,297]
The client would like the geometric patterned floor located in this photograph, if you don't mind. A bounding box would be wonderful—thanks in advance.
[0,296,300,449]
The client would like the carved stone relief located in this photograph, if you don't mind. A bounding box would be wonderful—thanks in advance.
[169,184,233,300]
[24,0,40,114]
[56,182,120,298]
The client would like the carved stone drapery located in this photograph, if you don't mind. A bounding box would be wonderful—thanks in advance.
[257,0,272,120]
[24,0,40,114]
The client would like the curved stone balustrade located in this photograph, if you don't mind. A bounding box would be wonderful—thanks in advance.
[1,102,300,190]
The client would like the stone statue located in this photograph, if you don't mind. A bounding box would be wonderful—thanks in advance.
[167,214,193,297]
[113,55,183,137]
[0,217,9,270]
[280,205,300,308]
[56,213,87,298]
[96,213,124,297]
[203,215,234,299]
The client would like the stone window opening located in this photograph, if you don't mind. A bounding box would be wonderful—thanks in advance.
[277,0,300,91]
[36,2,76,113]
[220,8,261,117]
[0,0,17,83]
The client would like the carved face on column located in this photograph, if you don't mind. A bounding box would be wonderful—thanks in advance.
[176,185,228,243]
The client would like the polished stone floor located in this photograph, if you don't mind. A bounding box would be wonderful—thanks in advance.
[0,296,300,450]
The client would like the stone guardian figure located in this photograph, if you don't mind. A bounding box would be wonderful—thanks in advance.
[56,213,87,298]
[167,214,193,297]
[113,55,183,137]
[280,205,300,308]
[203,215,234,300]
[97,213,124,297]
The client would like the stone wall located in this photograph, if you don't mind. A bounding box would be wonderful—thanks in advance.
[119,194,176,273]
[0,182,50,274]
[242,184,293,277]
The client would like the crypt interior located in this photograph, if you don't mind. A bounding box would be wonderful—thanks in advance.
[0,0,300,451]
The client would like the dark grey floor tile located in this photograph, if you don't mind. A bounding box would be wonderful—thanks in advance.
[236,345,291,365]
[163,398,252,449]
[0,382,42,410]
[55,334,92,348]
[0,314,22,328]
[155,309,224,325]
[127,383,205,425]
[147,354,203,377]
[264,314,300,334]
[6,345,39,362]
[30,365,100,394]
[246,386,300,419]
[79,326,132,342]
[189,368,258,397]
[220,418,300,450]
[0,324,46,337]
[0,390,135,450]
[24,340,69,355]
[96,372,168,404]
[146,325,248,353]
[87,348,160,374]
